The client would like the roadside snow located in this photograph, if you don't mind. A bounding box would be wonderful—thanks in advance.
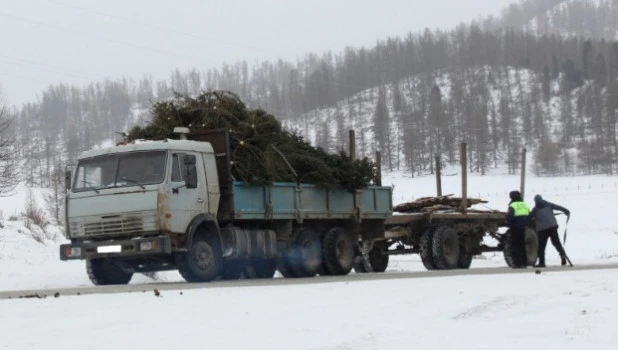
[1,173,618,349]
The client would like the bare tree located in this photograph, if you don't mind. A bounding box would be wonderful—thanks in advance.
[0,100,20,196]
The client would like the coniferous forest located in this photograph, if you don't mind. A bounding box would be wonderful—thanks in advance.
[5,0,618,190]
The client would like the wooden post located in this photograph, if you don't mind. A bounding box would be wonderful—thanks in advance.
[349,130,356,162]
[375,151,382,186]
[520,147,527,199]
[460,142,468,213]
[435,156,442,196]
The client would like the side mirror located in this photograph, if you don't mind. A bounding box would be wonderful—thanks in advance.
[65,170,72,190]
[184,155,197,189]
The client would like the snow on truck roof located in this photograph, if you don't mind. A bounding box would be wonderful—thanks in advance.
[77,139,215,160]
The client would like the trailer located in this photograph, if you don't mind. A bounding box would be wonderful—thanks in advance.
[353,211,538,272]
[353,145,539,273]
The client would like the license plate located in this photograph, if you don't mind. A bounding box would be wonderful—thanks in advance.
[97,245,121,253]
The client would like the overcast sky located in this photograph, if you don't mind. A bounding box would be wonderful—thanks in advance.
[0,0,516,106]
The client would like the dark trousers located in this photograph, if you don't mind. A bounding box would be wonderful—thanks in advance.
[510,227,528,267]
[537,226,566,264]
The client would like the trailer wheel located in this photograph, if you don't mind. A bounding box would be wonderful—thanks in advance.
[322,227,355,275]
[432,226,460,269]
[353,244,389,273]
[245,258,277,279]
[457,253,473,269]
[290,227,322,277]
[220,259,246,280]
[175,229,222,282]
[524,228,539,266]
[86,258,133,285]
[420,228,438,270]
[503,228,538,268]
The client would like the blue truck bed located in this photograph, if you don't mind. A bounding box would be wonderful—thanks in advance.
[228,182,392,222]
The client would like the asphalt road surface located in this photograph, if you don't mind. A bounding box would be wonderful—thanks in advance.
[2,263,617,300]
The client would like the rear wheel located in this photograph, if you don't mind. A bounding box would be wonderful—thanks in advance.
[176,230,222,282]
[322,227,355,275]
[220,259,246,280]
[503,228,537,268]
[290,227,322,277]
[245,258,276,279]
[524,228,539,266]
[86,258,133,285]
[420,228,437,270]
[432,226,460,270]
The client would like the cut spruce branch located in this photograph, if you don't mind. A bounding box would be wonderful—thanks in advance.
[125,90,379,190]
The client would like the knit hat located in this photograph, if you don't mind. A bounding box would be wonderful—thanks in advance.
[534,194,543,202]
[509,190,522,201]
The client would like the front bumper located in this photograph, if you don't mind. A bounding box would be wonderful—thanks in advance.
[60,236,172,261]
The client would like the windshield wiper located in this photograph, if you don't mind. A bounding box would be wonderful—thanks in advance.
[121,177,146,189]
[80,180,100,193]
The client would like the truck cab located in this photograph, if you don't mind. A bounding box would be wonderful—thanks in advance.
[61,139,223,283]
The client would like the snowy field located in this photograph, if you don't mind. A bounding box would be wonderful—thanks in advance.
[1,172,618,349]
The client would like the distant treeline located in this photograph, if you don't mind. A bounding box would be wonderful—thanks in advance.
[8,0,618,189]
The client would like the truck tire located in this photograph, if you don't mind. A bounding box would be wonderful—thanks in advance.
[457,253,473,269]
[420,228,438,270]
[322,227,355,276]
[353,244,389,273]
[289,227,322,277]
[220,259,246,280]
[245,258,277,279]
[175,229,222,282]
[276,253,298,278]
[503,228,538,268]
[86,258,133,285]
[432,226,460,270]
[524,228,539,266]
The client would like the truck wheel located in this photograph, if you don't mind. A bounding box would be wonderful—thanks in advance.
[86,258,133,285]
[353,244,389,273]
[245,258,276,279]
[457,253,473,269]
[276,253,298,278]
[176,230,222,282]
[220,259,246,280]
[290,227,322,277]
[432,226,460,269]
[322,227,355,275]
[420,228,438,270]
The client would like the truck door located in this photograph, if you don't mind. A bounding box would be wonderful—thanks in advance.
[164,152,208,233]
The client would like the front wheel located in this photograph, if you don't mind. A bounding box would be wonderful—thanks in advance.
[86,258,133,285]
[176,230,222,282]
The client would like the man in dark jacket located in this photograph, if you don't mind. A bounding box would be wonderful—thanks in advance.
[505,190,530,268]
[529,194,570,267]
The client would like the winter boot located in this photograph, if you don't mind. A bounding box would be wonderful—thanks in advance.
[561,256,567,266]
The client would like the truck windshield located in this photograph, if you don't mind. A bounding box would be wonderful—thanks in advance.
[73,151,167,192]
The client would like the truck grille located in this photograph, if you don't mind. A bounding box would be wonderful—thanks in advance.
[70,211,158,237]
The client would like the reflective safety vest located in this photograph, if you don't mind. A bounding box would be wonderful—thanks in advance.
[509,201,529,216]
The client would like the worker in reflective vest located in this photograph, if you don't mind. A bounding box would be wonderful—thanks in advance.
[506,190,530,268]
